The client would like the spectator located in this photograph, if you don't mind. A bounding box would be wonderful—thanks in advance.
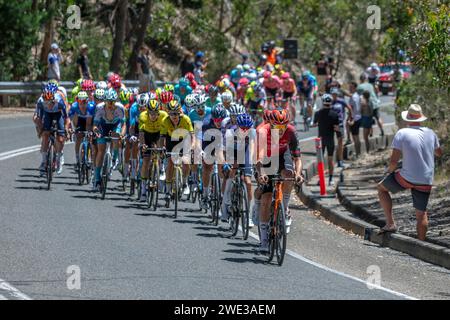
[315,51,329,94]
[348,82,362,156]
[358,73,384,137]
[180,53,195,77]
[137,45,155,92]
[312,94,340,186]
[360,90,374,153]
[377,104,442,241]
[47,43,63,82]
[77,44,92,79]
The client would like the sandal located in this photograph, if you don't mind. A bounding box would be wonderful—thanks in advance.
[378,225,398,235]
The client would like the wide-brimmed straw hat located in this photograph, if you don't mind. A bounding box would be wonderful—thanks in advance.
[401,104,427,122]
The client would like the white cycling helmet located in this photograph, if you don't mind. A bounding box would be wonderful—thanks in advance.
[96,81,108,90]
[221,91,233,103]
[229,103,245,116]
[138,93,150,107]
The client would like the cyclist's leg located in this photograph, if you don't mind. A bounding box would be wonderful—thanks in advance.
[131,137,139,180]
[280,152,294,214]
[259,180,273,252]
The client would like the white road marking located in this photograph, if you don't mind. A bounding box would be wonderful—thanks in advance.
[0,279,32,300]
[246,230,417,300]
[0,142,73,161]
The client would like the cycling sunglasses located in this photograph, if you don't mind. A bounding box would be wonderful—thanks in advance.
[213,118,224,124]
[149,111,159,117]
[169,112,180,117]
[272,124,288,130]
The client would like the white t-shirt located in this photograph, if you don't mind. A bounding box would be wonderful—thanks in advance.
[392,126,440,185]
[349,92,361,121]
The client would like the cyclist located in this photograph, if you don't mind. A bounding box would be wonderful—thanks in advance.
[70,78,83,104]
[262,71,281,107]
[244,81,266,127]
[205,85,222,109]
[297,72,315,124]
[221,113,256,224]
[35,83,70,175]
[236,77,250,104]
[185,72,198,90]
[230,64,243,88]
[220,90,234,111]
[197,105,228,210]
[159,99,194,202]
[96,81,108,90]
[256,109,303,252]
[92,88,126,191]
[94,88,106,105]
[81,79,96,101]
[69,91,95,170]
[137,99,168,201]
[330,87,353,168]
[174,78,192,105]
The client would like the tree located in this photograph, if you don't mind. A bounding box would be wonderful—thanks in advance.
[110,0,129,73]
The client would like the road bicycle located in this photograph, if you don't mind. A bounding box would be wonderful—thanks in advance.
[99,134,121,200]
[209,160,221,226]
[76,131,92,186]
[165,152,184,218]
[228,166,250,240]
[45,120,58,190]
[143,146,165,211]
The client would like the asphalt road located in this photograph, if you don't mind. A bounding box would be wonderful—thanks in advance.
[0,96,408,300]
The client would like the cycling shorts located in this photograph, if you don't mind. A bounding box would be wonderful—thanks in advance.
[43,111,65,137]
[97,123,122,144]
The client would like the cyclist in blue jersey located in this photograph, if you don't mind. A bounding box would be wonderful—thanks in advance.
[174,78,192,105]
[69,91,95,170]
[35,83,70,175]
[205,85,222,108]
[92,88,126,191]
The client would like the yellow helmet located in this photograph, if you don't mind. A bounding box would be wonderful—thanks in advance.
[166,99,181,112]
[147,99,160,112]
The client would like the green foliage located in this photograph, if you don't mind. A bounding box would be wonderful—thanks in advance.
[0,0,44,80]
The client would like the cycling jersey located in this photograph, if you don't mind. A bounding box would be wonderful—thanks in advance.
[36,94,67,114]
[128,102,141,133]
[263,76,281,90]
[160,114,193,139]
[205,96,222,108]
[297,79,314,99]
[331,98,348,124]
[94,102,125,126]
[138,110,168,134]
[257,123,301,158]
[281,78,296,93]
[245,87,266,104]
[189,107,212,127]
[174,84,193,102]
[69,101,96,119]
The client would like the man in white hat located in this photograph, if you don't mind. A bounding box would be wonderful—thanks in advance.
[47,43,63,82]
[377,104,442,241]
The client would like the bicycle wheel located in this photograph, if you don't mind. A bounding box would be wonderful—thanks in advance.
[46,142,54,190]
[101,153,110,200]
[173,168,180,218]
[275,202,287,266]
[211,173,220,226]
[229,184,239,236]
[85,143,92,185]
[240,183,250,240]
[78,144,84,185]
[267,204,276,263]
[152,161,159,211]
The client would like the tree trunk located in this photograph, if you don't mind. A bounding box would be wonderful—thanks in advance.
[127,0,152,78]
[110,0,129,73]
[218,0,224,32]
[40,0,55,77]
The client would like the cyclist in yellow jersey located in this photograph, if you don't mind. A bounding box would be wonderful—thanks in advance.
[159,99,194,201]
[137,99,168,201]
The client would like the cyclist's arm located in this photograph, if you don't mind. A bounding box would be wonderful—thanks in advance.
[387,149,402,174]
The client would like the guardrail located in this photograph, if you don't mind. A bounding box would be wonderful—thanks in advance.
[0,80,167,107]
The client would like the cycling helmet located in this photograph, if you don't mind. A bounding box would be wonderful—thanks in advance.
[236,64,243,71]
[271,109,290,125]
[184,94,196,108]
[119,89,131,102]
[148,91,157,100]
[76,78,83,87]
[208,85,219,96]
[322,94,333,105]
[166,99,181,113]
[229,103,245,116]
[221,91,233,103]
[197,94,208,105]
[147,99,160,112]
[211,105,227,120]
[48,79,59,87]
[164,83,175,93]
[138,93,150,107]
[130,87,139,95]
[81,79,96,91]
[178,78,189,87]
[160,91,174,104]
[247,72,257,81]
[263,109,272,123]
[281,72,290,80]
[263,70,272,79]
[237,113,254,128]
[155,87,163,98]
[94,88,106,100]
[105,88,118,102]
[243,64,251,71]
[196,51,205,59]
[185,72,195,82]
[77,91,89,101]
[45,82,58,94]
[238,78,249,87]
[253,81,263,92]
[96,81,108,90]
[109,74,122,89]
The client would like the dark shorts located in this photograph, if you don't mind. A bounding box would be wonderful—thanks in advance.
[380,172,431,212]
[260,152,295,194]
[283,91,294,99]
[335,124,344,139]
[166,137,185,156]
[97,123,121,144]
[43,111,65,136]
[350,119,362,136]
[373,108,380,120]
[143,132,161,156]
[361,116,373,129]
[321,137,335,157]
[75,117,88,133]
[266,87,278,98]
